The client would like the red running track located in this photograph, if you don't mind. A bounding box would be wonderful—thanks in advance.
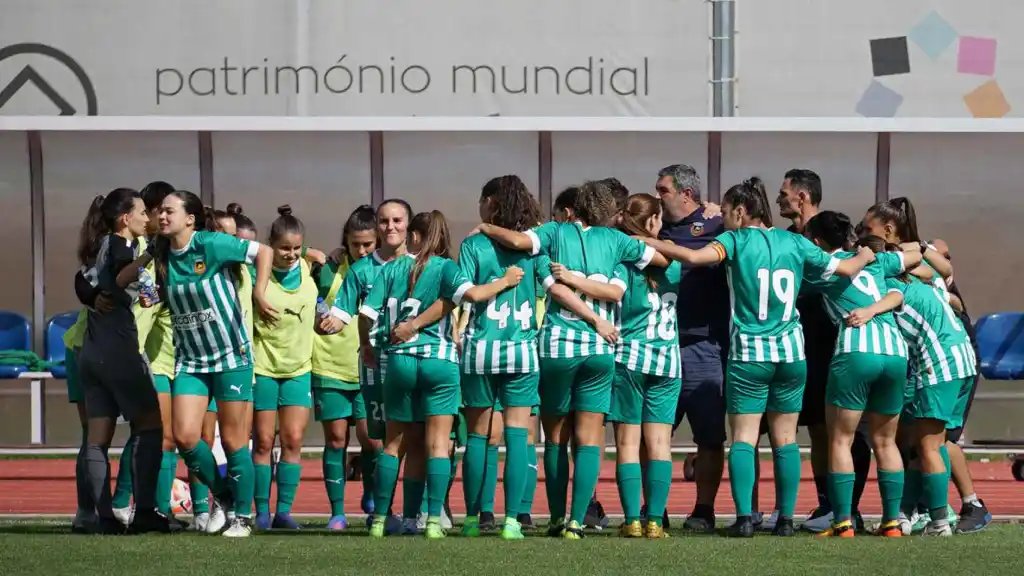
[1,458,1021,516]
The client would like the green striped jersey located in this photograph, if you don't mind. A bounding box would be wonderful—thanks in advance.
[360,254,473,362]
[713,227,840,363]
[331,251,388,347]
[804,251,908,358]
[164,230,259,374]
[458,234,553,374]
[525,221,656,359]
[888,277,977,387]
[614,261,683,377]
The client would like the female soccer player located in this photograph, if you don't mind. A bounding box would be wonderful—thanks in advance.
[639,178,875,537]
[73,188,171,534]
[146,190,275,538]
[311,205,379,530]
[852,238,977,537]
[803,212,922,538]
[454,175,610,540]
[250,206,319,531]
[606,194,682,540]
[360,210,525,539]
[476,180,661,539]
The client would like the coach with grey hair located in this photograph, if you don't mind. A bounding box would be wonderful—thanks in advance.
[654,164,730,532]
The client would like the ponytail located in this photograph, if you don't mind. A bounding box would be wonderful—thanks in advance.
[616,193,662,289]
[723,176,772,226]
[77,195,107,266]
[408,210,451,291]
[866,196,921,243]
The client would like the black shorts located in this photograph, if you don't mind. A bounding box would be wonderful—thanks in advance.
[79,343,159,421]
[673,340,726,448]
[798,342,833,428]
[946,373,980,444]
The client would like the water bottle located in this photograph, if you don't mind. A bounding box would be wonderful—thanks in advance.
[316,297,330,320]
[138,267,160,305]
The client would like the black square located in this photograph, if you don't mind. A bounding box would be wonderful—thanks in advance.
[870,37,911,77]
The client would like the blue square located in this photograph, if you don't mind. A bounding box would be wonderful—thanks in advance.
[855,81,903,117]
[909,11,958,60]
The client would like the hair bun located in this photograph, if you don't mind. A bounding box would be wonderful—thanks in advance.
[277,204,293,217]
[226,202,244,215]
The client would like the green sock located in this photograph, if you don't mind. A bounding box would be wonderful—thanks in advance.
[426,457,450,518]
[111,436,135,509]
[616,462,642,523]
[521,443,537,515]
[254,463,273,515]
[323,447,346,516]
[482,444,498,514]
[645,459,672,527]
[156,451,178,515]
[228,447,255,517]
[569,445,602,524]
[773,443,801,518]
[462,433,487,516]
[503,427,528,519]
[901,468,922,515]
[827,472,855,523]
[877,469,904,523]
[181,441,223,496]
[403,476,425,519]
[728,442,756,516]
[189,477,210,515]
[276,461,302,515]
[939,445,951,480]
[361,449,377,500]
[923,471,949,518]
[373,453,400,520]
[543,442,569,521]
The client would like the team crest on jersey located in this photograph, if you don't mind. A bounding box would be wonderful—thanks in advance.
[193,258,206,274]
[690,222,705,236]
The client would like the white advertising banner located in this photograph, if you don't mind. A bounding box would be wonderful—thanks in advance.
[0,0,710,117]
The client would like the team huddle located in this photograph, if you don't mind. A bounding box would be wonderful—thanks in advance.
[64,165,991,540]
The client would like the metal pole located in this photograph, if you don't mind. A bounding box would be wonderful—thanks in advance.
[538,131,552,219]
[875,132,891,203]
[711,0,736,117]
[198,132,215,206]
[28,131,46,445]
[370,132,384,206]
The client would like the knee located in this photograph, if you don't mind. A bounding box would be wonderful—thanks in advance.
[325,430,348,451]
[252,433,275,457]
[280,429,304,453]
[172,425,200,451]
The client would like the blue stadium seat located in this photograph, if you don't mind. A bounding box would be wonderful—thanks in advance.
[975,312,1024,380]
[46,312,78,379]
[0,311,31,378]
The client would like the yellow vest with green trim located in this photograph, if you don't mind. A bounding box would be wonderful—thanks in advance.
[254,260,318,378]
[63,308,88,350]
[312,258,360,386]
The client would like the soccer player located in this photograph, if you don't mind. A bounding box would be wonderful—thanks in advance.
[360,210,524,539]
[148,190,276,538]
[73,189,172,534]
[859,239,977,536]
[803,212,922,538]
[476,180,664,539]
[455,175,605,540]
[607,194,682,539]
[640,178,875,538]
[250,206,319,531]
[310,205,379,530]
[654,164,729,532]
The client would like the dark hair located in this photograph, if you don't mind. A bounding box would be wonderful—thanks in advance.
[616,193,662,289]
[76,188,140,265]
[269,204,305,244]
[378,198,413,221]
[599,177,630,212]
[573,180,618,227]
[481,175,541,231]
[226,202,256,236]
[723,177,773,227]
[408,210,451,291]
[866,196,920,243]
[343,204,378,260]
[553,186,578,215]
[805,210,855,252]
[784,169,822,206]
[204,206,230,232]
[139,181,174,212]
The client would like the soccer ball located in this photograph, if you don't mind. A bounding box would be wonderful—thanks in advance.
[170,478,193,516]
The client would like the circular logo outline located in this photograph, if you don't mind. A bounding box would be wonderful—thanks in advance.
[0,42,97,115]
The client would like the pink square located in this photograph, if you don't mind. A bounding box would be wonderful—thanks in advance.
[958,36,997,75]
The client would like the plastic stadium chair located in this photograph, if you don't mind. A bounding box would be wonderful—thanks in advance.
[975,313,1024,380]
[46,312,79,379]
[0,311,31,378]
